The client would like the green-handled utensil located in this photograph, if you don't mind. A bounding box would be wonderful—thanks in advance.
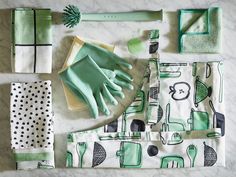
[218,61,223,103]
[76,142,87,168]
[63,5,163,28]
[186,144,197,167]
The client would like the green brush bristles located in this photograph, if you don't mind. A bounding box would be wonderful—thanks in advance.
[63,5,81,28]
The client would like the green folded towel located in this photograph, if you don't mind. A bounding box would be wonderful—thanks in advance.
[178,7,222,53]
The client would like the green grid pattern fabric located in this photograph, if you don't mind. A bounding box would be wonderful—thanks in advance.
[12,8,52,73]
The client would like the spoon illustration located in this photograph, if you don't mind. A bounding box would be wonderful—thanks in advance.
[186,144,197,167]
[76,142,87,168]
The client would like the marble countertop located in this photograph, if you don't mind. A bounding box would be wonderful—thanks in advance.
[0,0,235,176]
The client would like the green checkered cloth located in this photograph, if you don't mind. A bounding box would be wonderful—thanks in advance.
[12,8,52,73]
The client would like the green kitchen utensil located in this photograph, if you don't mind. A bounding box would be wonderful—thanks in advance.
[206,63,212,78]
[76,142,87,168]
[157,105,163,123]
[125,90,145,114]
[66,151,73,167]
[192,62,197,76]
[160,71,181,78]
[160,155,184,168]
[63,5,163,28]
[186,144,197,167]
[218,61,223,103]
[162,103,186,132]
[116,141,142,168]
[188,109,209,130]
[194,76,212,107]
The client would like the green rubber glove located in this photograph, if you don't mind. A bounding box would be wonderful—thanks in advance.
[101,68,133,90]
[59,55,123,118]
[75,42,133,90]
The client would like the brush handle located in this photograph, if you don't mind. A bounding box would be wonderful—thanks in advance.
[81,10,163,21]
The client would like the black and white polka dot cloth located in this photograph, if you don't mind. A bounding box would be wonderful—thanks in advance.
[10,80,54,149]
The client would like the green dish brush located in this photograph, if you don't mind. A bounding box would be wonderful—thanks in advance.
[63,5,163,28]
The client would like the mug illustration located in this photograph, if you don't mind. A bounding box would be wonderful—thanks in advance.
[169,82,191,101]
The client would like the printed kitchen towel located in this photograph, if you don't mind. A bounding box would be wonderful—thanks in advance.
[159,61,224,134]
[12,8,52,73]
[178,7,222,53]
[66,61,225,169]
[10,80,54,170]
[65,32,225,168]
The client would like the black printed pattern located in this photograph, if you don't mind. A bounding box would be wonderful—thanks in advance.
[10,81,53,149]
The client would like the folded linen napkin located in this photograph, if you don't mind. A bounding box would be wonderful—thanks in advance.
[178,7,222,53]
[12,8,52,73]
[10,80,54,170]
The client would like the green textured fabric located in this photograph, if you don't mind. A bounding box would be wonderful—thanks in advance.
[14,152,53,162]
[178,7,222,53]
[59,55,122,118]
[12,8,52,73]
[13,8,52,44]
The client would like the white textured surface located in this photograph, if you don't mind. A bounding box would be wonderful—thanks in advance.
[0,0,235,176]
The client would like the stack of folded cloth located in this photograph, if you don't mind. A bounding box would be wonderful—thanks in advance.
[10,81,54,170]
[58,37,136,118]
[12,8,52,73]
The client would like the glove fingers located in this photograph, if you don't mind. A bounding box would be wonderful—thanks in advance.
[107,87,125,99]
[95,91,110,116]
[114,70,133,82]
[86,93,99,118]
[106,79,122,91]
[113,77,134,90]
[102,84,118,105]
[101,68,116,79]
[60,69,99,118]
[116,57,132,69]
